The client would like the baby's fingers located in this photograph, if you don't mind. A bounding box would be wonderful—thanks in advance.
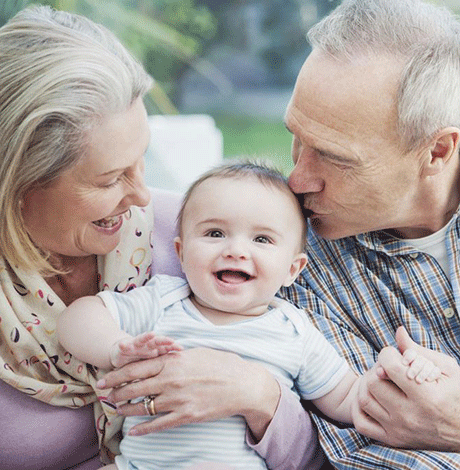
[402,348,417,365]
[406,356,441,383]
[426,365,442,382]
[144,335,182,351]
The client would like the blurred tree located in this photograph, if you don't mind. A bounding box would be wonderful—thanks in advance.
[0,0,220,113]
[197,0,308,88]
[0,0,29,24]
[315,0,341,17]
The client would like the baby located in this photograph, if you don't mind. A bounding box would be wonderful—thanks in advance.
[58,161,440,470]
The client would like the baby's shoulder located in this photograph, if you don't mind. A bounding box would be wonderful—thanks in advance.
[270,297,313,338]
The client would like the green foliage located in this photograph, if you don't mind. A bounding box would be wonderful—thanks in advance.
[0,0,29,24]
[214,113,294,175]
[0,0,218,114]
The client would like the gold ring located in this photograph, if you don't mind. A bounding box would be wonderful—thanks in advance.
[143,395,156,416]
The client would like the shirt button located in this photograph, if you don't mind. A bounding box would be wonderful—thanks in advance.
[444,308,455,318]
[410,253,419,259]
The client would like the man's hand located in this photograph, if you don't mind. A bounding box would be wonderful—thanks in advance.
[352,326,460,451]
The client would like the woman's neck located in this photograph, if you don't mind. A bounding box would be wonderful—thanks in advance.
[46,255,98,306]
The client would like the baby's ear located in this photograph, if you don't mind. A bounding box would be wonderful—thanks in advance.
[283,253,307,287]
[174,236,183,261]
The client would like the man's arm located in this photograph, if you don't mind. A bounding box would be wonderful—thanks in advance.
[282,286,460,469]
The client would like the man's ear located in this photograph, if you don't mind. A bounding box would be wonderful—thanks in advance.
[422,127,460,177]
[283,253,308,287]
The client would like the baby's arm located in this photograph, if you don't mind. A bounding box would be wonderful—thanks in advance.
[311,370,358,424]
[311,350,442,425]
[57,296,180,369]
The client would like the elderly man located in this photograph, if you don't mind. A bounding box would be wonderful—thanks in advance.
[282,0,460,468]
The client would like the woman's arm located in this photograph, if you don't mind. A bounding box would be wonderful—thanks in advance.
[247,381,327,470]
[97,348,279,438]
[98,350,325,469]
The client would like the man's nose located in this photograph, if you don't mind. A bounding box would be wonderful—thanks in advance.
[288,158,324,195]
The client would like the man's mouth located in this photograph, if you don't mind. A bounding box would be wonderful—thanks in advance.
[215,270,254,284]
[295,194,314,219]
[302,207,314,219]
[92,214,123,229]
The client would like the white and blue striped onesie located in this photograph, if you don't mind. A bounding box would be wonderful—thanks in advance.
[98,275,349,470]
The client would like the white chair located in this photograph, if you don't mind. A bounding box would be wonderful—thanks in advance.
[144,114,223,192]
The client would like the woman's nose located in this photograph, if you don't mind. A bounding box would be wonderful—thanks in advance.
[131,178,151,207]
[123,163,151,208]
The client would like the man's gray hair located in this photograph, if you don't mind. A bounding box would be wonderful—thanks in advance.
[308,0,460,150]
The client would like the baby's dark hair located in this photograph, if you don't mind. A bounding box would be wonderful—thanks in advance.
[177,160,307,249]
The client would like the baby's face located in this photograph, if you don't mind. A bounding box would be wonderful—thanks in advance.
[175,176,307,319]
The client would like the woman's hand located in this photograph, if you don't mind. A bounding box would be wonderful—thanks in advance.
[98,347,280,439]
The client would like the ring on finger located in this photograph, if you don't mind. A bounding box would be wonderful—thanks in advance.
[143,395,156,416]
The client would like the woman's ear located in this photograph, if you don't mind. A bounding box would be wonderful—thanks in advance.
[422,127,460,177]
[283,253,308,287]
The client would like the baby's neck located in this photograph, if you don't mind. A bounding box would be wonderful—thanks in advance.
[190,295,268,325]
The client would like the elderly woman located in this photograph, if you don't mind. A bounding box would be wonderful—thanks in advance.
[0,6,324,470]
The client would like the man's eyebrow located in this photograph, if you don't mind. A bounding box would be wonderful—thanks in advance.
[315,148,356,165]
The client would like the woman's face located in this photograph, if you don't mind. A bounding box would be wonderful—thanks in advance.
[22,97,151,260]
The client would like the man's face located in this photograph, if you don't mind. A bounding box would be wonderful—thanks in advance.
[285,50,427,240]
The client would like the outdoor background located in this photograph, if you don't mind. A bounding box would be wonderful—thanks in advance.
[1,0,459,180]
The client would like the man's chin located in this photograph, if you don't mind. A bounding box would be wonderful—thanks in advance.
[309,218,356,240]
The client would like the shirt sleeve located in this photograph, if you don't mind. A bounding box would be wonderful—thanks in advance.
[246,380,326,470]
[296,322,350,400]
[97,276,163,336]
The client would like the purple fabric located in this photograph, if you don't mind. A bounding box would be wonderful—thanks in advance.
[247,382,326,470]
[150,187,184,278]
[0,379,101,470]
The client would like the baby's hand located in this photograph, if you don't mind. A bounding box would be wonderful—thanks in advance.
[109,332,182,368]
[401,348,441,383]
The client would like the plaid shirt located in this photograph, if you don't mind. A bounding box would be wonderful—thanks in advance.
[280,215,460,470]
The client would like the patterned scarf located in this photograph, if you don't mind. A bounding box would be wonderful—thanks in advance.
[0,203,154,462]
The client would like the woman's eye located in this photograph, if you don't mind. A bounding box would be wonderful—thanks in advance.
[254,235,271,244]
[206,230,224,238]
[102,176,123,189]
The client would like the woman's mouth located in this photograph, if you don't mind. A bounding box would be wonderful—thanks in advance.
[92,214,123,232]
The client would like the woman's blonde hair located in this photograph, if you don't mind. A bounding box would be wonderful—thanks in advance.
[0,6,152,274]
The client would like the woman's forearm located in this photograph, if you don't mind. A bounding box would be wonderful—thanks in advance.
[247,382,326,470]
[238,364,281,441]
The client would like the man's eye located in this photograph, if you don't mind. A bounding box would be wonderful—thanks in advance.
[206,230,224,238]
[254,235,271,244]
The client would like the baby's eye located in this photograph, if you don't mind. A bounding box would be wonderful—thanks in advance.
[206,230,224,238]
[254,235,271,244]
